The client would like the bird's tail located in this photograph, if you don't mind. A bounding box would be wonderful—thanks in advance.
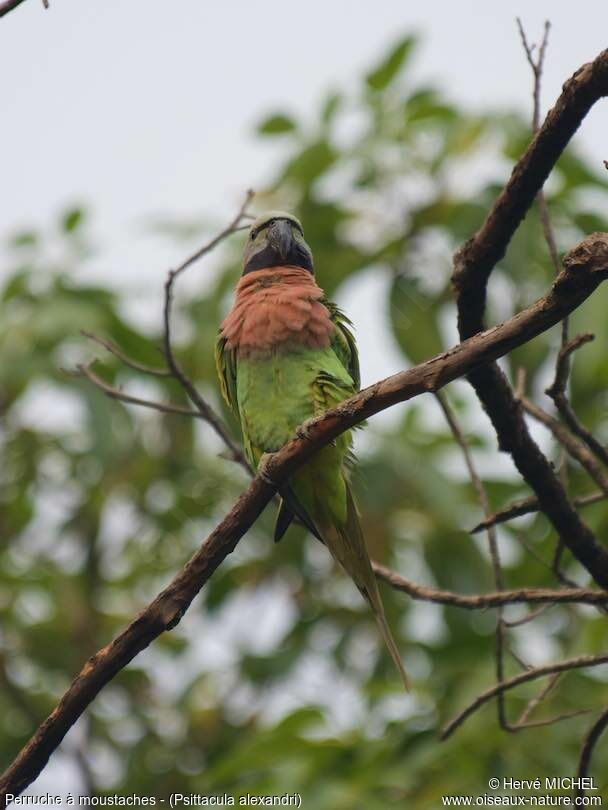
[321,483,411,692]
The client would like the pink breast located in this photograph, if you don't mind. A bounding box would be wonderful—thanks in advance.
[221,266,334,356]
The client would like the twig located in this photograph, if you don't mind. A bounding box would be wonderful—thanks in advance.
[81,331,171,378]
[503,604,552,628]
[79,196,254,475]
[0,0,27,17]
[441,653,608,740]
[434,392,509,727]
[74,364,201,419]
[373,564,608,608]
[516,671,561,725]
[4,234,608,802]
[471,489,605,533]
[162,191,254,474]
[545,333,608,466]
[577,707,608,792]
[519,394,608,497]
[516,20,561,268]
[168,192,253,285]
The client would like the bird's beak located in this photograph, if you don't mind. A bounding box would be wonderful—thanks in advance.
[267,219,294,261]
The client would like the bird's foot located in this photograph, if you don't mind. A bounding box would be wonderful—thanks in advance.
[257,452,277,486]
[295,416,318,441]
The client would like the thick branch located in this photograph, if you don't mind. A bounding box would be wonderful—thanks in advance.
[2,233,608,803]
[452,47,608,594]
[452,48,608,316]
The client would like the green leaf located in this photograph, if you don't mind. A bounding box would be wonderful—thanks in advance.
[257,113,297,136]
[10,230,38,248]
[321,92,342,125]
[389,275,444,363]
[365,36,416,91]
[283,140,337,182]
[405,88,458,124]
[61,207,85,233]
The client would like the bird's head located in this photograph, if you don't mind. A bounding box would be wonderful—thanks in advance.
[242,211,314,275]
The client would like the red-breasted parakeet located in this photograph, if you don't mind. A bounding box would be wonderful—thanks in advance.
[215,211,409,690]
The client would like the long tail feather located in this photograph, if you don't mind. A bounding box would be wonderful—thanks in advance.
[320,483,410,692]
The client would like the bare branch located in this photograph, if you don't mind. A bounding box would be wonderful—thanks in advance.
[577,707,608,791]
[4,233,608,802]
[0,0,28,17]
[441,653,608,740]
[434,392,508,727]
[545,333,608,467]
[81,331,171,378]
[503,605,552,628]
[519,394,608,496]
[373,563,608,609]
[471,489,605,533]
[517,672,561,725]
[74,364,201,419]
[162,191,254,474]
[79,196,255,476]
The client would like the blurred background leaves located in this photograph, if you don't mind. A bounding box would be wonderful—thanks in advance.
[2,33,608,806]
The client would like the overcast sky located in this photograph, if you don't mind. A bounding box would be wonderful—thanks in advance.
[2,0,607,293]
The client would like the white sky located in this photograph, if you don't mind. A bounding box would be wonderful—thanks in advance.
[2,0,607,294]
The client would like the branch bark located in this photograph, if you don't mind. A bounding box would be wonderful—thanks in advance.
[373,563,608,609]
[0,0,28,18]
[2,232,608,803]
[452,49,608,590]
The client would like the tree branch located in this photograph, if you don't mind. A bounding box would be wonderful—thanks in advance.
[0,0,28,18]
[80,196,254,476]
[434,392,509,728]
[470,489,605,533]
[452,48,608,593]
[577,707,608,792]
[161,192,254,473]
[81,331,172,378]
[3,232,608,803]
[519,394,608,496]
[373,563,608,608]
[73,364,202,420]
[545,332,608,466]
[441,653,608,740]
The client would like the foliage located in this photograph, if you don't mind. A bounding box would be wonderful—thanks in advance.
[2,34,608,806]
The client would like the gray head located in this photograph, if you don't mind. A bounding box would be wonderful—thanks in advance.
[242,211,314,275]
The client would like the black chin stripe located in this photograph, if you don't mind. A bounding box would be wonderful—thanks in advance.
[243,244,314,275]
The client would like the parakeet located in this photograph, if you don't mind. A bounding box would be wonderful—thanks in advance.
[215,211,409,691]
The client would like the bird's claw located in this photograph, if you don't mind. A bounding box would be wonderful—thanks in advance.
[296,417,317,441]
[257,452,277,486]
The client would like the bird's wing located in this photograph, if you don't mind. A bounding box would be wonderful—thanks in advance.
[214,334,239,416]
[324,300,361,391]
